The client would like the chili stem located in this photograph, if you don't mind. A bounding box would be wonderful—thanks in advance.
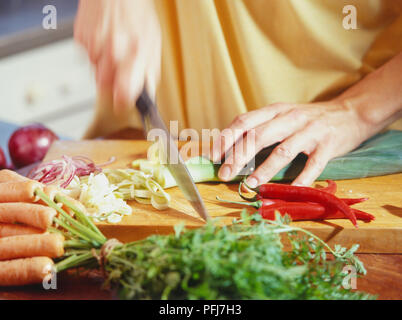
[238,180,258,202]
[216,196,261,209]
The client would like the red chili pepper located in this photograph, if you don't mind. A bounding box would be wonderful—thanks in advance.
[260,203,374,222]
[320,180,337,194]
[255,194,367,206]
[341,197,369,206]
[216,197,374,222]
[351,208,375,221]
[244,183,358,228]
[317,180,368,205]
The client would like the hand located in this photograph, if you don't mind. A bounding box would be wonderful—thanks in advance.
[212,100,369,188]
[74,0,162,113]
[212,52,402,188]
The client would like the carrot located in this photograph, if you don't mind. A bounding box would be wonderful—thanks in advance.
[60,195,88,217]
[0,223,43,238]
[42,185,59,202]
[0,181,43,203]
[0,169,61,203]
[0,233,64,261]
[0,203,56,230]
[0,257,54,286]
[34,185,61,206]
[0,169,28,183]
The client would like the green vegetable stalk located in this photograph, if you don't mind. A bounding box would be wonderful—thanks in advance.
[126,130,402,189]
[36,189,374,300]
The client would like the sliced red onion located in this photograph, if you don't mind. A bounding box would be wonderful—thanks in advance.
[28,155,108,188]
[96,156,116,167]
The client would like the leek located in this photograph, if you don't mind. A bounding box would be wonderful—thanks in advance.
[134,130,402,186]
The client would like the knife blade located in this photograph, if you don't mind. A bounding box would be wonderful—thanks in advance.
[136,89,210,222]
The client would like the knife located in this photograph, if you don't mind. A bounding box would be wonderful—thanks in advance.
[136,89,210,221]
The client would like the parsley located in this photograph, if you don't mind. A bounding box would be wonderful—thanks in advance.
[101,213,374,300]
[45,189,374,300]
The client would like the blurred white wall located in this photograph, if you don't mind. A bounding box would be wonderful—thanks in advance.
[0,38,96,139]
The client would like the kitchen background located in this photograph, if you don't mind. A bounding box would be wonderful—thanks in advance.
[1,0,401,165]
[0,0,95,147]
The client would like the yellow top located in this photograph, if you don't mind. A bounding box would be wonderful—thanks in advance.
[85,0,402,138]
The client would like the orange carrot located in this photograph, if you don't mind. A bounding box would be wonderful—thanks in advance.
[0,233,64,261]
[0,181,43,203]
[60,195,87,217]
[0,203,56,230]
[0,169,62,203]
[0,257,54,286]
[42,185,59,202]
[34,185,61,206]
[0,169,29,183]
[0,223,43,238]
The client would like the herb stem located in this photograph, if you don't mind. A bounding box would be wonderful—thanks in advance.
[35,189,105,244]
[55,252,94,272]
[55,194,105,241]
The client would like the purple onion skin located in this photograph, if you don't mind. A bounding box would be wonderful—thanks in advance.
[0,147,7,169]
[8,124,59,168]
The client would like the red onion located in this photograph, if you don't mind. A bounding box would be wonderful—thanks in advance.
[0,147,7,169]
[8,124,58,168]
[28,155,114,188]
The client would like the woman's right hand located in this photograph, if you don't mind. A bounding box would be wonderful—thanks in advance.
[74,0,162,113]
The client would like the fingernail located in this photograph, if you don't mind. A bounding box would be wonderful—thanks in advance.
[219,165,231,181]
[246,177,258,188]
[211,150,220,163]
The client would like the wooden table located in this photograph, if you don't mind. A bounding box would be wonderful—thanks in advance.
[1,128,401,300]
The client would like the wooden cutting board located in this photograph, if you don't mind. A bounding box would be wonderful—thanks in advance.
[44,140,402,253]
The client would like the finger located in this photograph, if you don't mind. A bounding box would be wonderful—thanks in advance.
[75,14,105,65]
[87,37,102,65]
[218,109,309,181]
[211,103,291,163]
[73,2,86,45]
[244,127,317,188]
[95,45,116,92]
[73,23,84,46]
[291,144,332,187]
[218,130,258,181]
[113,46,146,114]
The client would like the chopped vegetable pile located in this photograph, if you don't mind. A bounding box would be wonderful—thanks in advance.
[103,168,171,210]
[66,173,132,223]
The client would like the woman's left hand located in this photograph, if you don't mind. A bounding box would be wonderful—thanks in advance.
[213,52,402,188]
[211,99,369,188]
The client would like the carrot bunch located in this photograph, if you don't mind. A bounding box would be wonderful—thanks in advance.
[0,170,65,287]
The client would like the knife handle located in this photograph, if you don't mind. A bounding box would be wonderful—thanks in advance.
[136,88,153,116]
